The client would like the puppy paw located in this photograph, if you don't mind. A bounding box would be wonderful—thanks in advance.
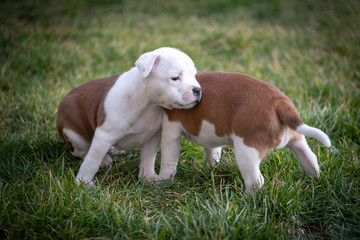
[108,146,125,156]
[100,154,113,168]
[245,174,264,194]
[158,170,176,181]
[76,177,95,187]
[144,174,161,183]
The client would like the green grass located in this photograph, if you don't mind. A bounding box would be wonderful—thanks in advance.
[1,0,359,239]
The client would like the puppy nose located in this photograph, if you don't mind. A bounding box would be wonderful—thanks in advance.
[192,87,202,97]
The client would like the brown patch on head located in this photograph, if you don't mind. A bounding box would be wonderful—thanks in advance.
[165,71,303,157]
[56,74,120,143]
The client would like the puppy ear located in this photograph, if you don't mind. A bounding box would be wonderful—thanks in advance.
[135,52,161,78]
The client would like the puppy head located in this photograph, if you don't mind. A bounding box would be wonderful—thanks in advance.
[135,47,201,109]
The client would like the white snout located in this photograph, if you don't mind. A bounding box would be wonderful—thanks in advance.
[182,86,202,107]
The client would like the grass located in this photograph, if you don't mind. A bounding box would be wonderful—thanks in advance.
[0,0,359,239]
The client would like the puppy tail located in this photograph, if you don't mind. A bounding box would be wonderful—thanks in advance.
[296,124,331,147]
[275,98,331,147]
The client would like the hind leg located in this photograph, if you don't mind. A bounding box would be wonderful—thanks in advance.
[62,129,90,158]
[287,135,320,178]
[62,128,112,168]
[99,154,113,168]
[100,146,126,169]
[233,136,264,193]
[203,147,222,166]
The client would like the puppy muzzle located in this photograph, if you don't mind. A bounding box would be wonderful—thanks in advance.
[193,86,202,104]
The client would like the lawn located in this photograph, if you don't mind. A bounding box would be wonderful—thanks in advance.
[0,0,359,239]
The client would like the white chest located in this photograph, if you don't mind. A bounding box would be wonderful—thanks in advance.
[113,107,163,150]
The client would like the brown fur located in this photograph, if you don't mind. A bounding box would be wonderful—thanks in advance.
[56,74,120,150]
[165,71,304,158]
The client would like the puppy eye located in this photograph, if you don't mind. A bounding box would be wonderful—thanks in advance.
[171,76,180,81]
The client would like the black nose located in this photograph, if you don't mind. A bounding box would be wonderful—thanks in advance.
[192,87,202,97]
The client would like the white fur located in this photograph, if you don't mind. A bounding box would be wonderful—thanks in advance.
[275,128,291,149]
[204,147,223,165]
[184,120,231,148]
[60,47,201,184]
[62,129,112,169]
[286,135,320,178]
[62,128,89,158]
[184,120,229,165]
[296,124,331,147]
[232,136,264,193]
[158,115,183,180]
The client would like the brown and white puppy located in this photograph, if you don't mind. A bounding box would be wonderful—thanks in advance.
[158,71,331,193]
[56,47,201,185]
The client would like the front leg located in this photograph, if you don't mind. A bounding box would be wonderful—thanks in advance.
[138,130,161,182]
[233,136,264,193]
[75,129,115,185]
[159,115,182,180]
[204,147,223,166]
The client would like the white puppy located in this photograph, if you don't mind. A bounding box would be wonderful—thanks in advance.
[158,72,331,193]
[56,47,201,185]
